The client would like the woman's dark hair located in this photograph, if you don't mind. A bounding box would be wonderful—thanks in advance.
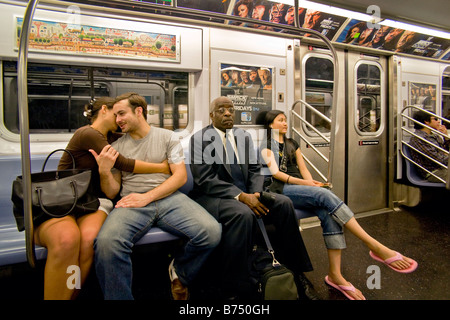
[233,0,253,17]
[83,96,115,123]
[263,109,297,163]
[343,21,367,44]
[413,110,432,129]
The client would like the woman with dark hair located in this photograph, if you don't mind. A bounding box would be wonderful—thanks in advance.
[343,21,367,44]
[233,0,253,18]
[357,26,376,46]
[35,97,169,300]
[260,110,418,300]
[232,0,253,26]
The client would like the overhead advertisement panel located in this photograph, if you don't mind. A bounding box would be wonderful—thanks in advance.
[129,1,450,59]
[335,19,450,59]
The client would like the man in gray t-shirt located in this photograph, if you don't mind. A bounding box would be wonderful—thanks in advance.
[112,126,184,196]
[93,92,221,300]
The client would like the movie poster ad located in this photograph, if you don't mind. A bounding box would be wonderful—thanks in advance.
[220,63,273,125]
[336,19,450,58]
[442,51,450,61]
[230,1,346,40]
[409,82,437,112]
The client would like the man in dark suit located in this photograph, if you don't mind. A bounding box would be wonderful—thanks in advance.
[189,96,317,299]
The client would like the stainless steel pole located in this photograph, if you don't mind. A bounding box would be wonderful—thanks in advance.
[18,0,40,268]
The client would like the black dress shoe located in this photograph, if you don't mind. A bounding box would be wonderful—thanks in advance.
[297,273,321,300]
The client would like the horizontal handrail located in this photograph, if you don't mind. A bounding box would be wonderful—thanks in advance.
[401,141,446,184]
[291,109,330,143]
[291,127,329,164]
[400,106,449,189]
[290,99,332,183]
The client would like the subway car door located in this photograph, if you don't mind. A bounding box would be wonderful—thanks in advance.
[346,53,388,213]
[294,48,346,201]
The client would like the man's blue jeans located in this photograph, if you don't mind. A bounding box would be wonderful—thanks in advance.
[283,184,354,250]
[94,191,221,300]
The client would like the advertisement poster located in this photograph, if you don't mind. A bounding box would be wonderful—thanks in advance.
[336,19,450,58]
[220,63,273,125]
[230,1,346,40]
[16,17,180,62]
[409,82,437,112]
[442,51,450,61]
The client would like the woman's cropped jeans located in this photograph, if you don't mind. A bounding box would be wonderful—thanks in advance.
[283,184,354,250]
[94,191,221,300]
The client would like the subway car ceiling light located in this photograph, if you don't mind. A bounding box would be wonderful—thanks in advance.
[380,20,450,40]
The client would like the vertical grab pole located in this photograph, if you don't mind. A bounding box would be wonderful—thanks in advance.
[293,0,339,184]
[18,0,40,268]
[447,155,450,190]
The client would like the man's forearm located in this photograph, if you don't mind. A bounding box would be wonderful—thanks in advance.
[99,169,121,199]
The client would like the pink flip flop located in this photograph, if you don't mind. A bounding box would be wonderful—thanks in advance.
[324,276,365,300]
[369,251,418,273]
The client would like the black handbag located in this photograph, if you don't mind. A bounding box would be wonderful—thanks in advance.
[249,218,298,300]
[11,149,99,232]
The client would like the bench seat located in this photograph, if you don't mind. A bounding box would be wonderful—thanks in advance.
[0,152,314,267]
[402,144,445,188]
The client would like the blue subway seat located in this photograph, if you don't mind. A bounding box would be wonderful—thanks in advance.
[0,150,314,266]
[402,144,445,188]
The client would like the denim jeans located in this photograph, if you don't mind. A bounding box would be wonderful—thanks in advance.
[94,191,221,300]
[282,184,354,250]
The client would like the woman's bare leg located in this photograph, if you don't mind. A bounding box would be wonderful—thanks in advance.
[75,210,107,297]
[34,216,81,300]
[344,217,414,270]
[327,249,365,300]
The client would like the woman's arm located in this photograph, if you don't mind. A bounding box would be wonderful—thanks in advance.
[86,129,171,174]
[293,148,324,186]
[294,148,313,180]
[133,159,171,174]
[90,145,122,199]
[260,147,322,187]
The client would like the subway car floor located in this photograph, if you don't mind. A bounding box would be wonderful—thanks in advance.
[0,189,448,302]
[300,201,450,301]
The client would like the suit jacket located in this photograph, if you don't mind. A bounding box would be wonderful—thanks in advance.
[189,124,264,215]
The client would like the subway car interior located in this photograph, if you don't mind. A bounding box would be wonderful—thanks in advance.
[0,0,449,306]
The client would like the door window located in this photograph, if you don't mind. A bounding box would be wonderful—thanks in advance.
[303,55,334,135]
[355,62,384,134]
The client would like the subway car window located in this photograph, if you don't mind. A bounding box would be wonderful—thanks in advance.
[443,66,450,129]
[303,56,334,135]
[3,62,189,134]
[355,63,383,134]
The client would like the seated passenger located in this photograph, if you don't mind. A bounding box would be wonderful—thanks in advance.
[35,97,171,300]
[260,110,418,300]
[409,110,449,182]
[189,96,317,300]
[92,92,221,300]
